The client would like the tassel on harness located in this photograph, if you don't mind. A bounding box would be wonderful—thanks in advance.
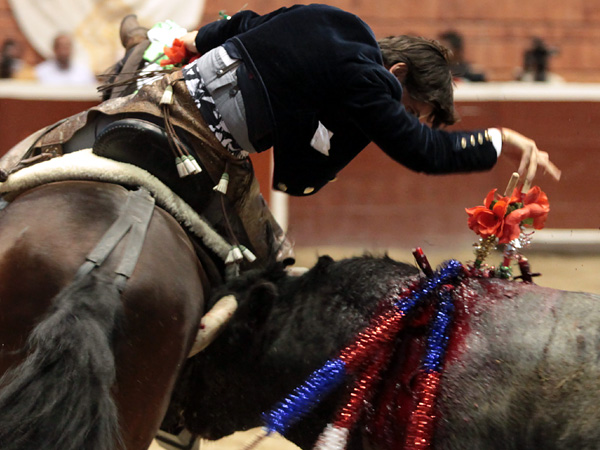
[160,81,203,178]
[213,171,229,194]
[158,75,258,275]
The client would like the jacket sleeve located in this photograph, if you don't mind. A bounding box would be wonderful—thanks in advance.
[342,67,498,174]
[194,7,295,54]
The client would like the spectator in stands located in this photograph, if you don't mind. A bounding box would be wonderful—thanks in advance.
[515,37,564,83]
[438,30,486,82]
[35,33,97,85]
[0,39,24,79]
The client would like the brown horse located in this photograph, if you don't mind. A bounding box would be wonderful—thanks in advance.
[0,179,212,450]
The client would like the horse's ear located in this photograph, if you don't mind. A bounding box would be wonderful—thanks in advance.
[234,281,278,332]
[314,255,334,271]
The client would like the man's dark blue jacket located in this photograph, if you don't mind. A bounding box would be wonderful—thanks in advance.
[194,4,497,196]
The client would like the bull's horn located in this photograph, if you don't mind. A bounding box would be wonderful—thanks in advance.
[188,294,238,357]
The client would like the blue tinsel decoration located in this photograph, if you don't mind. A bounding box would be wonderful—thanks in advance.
[394,259,462,313]
[261,259,463,437]
[422,288,455,373]
[263,358,347,435]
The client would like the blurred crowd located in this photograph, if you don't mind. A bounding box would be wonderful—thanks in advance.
[0,29,564,86]
[0,33,96,85]
[437,30,564,84]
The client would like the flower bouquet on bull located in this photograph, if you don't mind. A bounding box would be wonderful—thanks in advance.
[465,172,550,280]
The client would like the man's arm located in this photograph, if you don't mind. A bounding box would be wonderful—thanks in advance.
[343,68,497,174]
[181,7,297,55]
[343,68,560,184]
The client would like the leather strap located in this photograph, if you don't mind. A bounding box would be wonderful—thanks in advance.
[72,187,156,292]
[107,39,151,99]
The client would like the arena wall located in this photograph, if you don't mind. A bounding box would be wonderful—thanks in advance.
[3,0,600,82]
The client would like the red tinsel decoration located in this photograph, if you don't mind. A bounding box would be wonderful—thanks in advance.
[340,308,406,372]
[335,342,393,430]
[404,371,442,449]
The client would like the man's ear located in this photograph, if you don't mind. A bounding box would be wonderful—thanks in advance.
[390,62,408,83]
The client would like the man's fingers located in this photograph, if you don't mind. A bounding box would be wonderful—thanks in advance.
[541,155,562,181]
[517,149,530,179]
[547,161,561,181]
[526,148,538,182]
[523,147,538,191]
[502,128,562,184]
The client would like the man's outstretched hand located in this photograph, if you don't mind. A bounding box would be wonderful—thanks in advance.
[500,128,562,190]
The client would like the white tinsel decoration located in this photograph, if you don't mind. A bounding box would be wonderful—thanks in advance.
[313,424,349,450]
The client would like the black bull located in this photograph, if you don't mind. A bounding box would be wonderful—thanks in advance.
[173,254,600,450]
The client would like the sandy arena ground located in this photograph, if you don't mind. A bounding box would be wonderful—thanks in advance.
[150,244,599,450]
[292,245,600,295]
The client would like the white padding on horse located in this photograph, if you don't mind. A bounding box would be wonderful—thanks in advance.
[0,149,232,261]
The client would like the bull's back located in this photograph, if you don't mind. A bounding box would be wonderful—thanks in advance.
[437,278,600,449]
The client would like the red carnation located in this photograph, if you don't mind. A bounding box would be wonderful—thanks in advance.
[466,189,516,239]
[466,186,549,244]
[498,186,550,243]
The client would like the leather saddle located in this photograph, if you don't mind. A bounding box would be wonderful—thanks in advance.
[91,118,260,268]
[92,118,216,219]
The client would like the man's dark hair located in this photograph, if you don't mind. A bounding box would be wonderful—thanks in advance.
[378,35,457,128]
